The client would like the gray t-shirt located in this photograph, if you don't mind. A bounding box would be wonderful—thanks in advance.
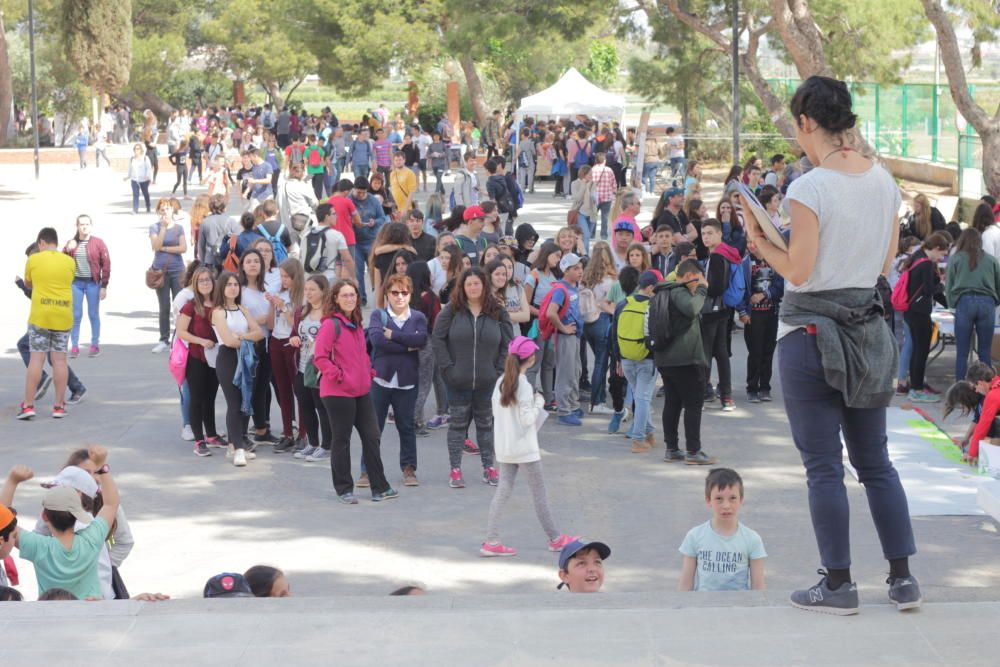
[777,163,901,338]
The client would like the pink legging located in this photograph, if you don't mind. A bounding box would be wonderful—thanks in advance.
[269,337,298,438]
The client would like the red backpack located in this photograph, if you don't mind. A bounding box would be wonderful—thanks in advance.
[307,146,323,167]
[537,281,571,342]
[890,257,929,312]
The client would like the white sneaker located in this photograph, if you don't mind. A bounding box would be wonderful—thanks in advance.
[295,445,317,460]
[151,341,169,354]
[181,424,195,441]
[233,448,247,467]
[621,407,631,422]
[590,404,615,415]
[306,448,330,462]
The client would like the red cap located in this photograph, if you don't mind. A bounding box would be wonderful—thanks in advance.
[463,205,486,221]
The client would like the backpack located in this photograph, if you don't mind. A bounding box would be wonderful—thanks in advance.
[303,227,329,274]
[572,140,589,168]
[722,259,747,310]
[701,254,731,315]
[518,146,530,169]
[220,234,239,273]
[307,146,322,168]
[258,223,288,263]
[537,281,571,342]
[644,282,687,352]
[578,286,600,324]
[890,257,930,312]
[617,296,650,360]
[289,144,305,166]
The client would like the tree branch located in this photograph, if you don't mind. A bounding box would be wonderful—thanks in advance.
[660,0,730,50]
[768,0,833,78]
[920,0,993,131]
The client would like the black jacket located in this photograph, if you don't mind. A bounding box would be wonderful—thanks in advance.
[904,249,939,316]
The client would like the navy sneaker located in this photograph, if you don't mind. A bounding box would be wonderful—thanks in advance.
[338,493,358,505]
[372,488,399,502]
[887,576,922,611]
[608,411,624,434]
[747,391,761,404]
[759,389,772,402]
[572,408,584,418]
[557,414,582,427]
[790,571,860,616]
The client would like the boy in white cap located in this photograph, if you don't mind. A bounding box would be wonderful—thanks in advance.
[547,253,585,426]
[0,446,120,599]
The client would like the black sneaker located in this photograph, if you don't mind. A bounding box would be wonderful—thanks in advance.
[790,571,859,616]
[579,380,592,393]
[887,576,922,610]
[759,389,772,402]
[273,437,295,453]
[66,387,87,405]
[663,450,685,463]
[416,423,431,437]
[543,401,558,413]
[747,391,761,404]
[34,375,52,401]
[703,385,716,402]
[242,438,259,454]
[194,441,212,457]
[685,451,717,465]
[253,431,280,446]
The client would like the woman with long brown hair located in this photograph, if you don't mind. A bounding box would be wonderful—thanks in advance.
[900,232,951,403]
[177,267,223,457]
[946,228,1000,382]
[481,336,575,557]
[904,194,946,240]
[313,280,397,503]
[289,274,332,462]
[432,267,514,489]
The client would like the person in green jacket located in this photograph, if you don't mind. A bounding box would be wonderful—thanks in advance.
[653,259,716,465]
[945,227,1000,382]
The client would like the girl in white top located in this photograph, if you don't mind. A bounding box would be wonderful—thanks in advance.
[252,238,283,294]
[238,249,277,446]
[481,336,576,558]
[427,232,455,294]
[266,258,305,451]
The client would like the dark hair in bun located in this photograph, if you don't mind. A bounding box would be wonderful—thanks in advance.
[790,76,858,133]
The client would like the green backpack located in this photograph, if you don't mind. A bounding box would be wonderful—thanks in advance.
[617,296,650,361]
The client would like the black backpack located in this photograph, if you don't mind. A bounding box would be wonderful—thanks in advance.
[644,282,688,352]
[303,228,329,274]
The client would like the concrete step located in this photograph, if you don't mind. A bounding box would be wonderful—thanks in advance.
[2,589,998,666]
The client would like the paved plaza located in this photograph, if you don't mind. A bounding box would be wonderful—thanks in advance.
[1,158,998,663]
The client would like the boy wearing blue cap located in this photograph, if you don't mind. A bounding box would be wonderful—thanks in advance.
[678,468,766,592]
[558,539,610,593]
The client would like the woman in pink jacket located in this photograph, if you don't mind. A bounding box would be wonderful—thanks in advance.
[313,279,399,505]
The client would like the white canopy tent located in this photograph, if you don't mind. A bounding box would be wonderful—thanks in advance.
[514,67,626,124]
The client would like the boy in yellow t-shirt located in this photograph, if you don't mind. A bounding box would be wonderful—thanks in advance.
[20,227,75,420]
[389,151,417,216]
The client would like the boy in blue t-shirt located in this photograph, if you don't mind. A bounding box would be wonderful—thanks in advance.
[678,468,766,592]
[546,253,584,426]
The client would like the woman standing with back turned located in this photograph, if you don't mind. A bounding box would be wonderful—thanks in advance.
[739,76,920,615]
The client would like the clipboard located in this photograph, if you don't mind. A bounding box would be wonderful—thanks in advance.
[736,182,788,251]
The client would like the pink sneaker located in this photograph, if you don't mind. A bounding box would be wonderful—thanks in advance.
[548,534,579,552]
[449,468,465,488]
[480,542,517,557]
[88,345,100,357]
[70,346,80,358]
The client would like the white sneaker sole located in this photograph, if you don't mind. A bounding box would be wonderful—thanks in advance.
[479,549,516,557]
[893,598,922,611]
[790,600,859,616]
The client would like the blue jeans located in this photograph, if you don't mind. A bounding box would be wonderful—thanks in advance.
[71,278,101,348]
[954,293,996,381]
[371,383,418,470]
[641,162,659,194]
[780,329,916,569]
[597,201,612,239]
[352,163,370,180]
[622,358,657,441]
[583,313,611,406]
[131,179,151,213]
[578,212,593,253]
[17,332,84,395]
[896,319,912,383]
[354,241,372,304]
[669,157,686,180]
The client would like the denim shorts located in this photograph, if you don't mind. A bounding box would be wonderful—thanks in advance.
[28,324,70,353]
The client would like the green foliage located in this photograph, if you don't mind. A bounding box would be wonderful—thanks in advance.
[61,0,132,92]
[582,39,620,87]
[7,31,89,126]
[126,33,187,98]
[161,70,232,110]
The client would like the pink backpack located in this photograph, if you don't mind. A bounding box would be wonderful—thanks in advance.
[890,258,929,312]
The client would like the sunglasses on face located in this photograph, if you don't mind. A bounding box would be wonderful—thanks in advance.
[389,290,410,297]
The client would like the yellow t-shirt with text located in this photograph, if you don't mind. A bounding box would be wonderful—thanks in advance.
[25,250,75,330]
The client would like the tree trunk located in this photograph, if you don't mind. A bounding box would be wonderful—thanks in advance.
[0,12,16,146]
[769,0,834,78]
[921,0,1000,197]
[115,91,174,120]
[265,81,284,111]
[458,52,489,129]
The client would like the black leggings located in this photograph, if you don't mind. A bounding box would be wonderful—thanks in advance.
[172,165,187,196]
[186,355,219,441]
[321,394,390,496]
[294,372,331,449]
[251,340,270,430]
[904,311,933,391]
[188,152,203,182]
[660,364,705,453]
[215,346,248,447]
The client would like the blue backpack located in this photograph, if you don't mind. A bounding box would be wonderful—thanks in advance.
[572,140,590,168]
[258,223,288,264]
[722,259,747,309]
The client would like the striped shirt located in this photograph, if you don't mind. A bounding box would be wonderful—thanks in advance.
[74,240,91,279]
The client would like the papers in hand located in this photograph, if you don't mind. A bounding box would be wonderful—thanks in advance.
[535,408,549,432]
[736,182,788,251]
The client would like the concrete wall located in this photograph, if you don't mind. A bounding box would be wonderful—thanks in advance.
[883,155,959,194]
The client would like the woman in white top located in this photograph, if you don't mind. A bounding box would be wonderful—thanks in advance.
[739,75,918,615]
[427,233,456,294]
[488,257,529,325]
[266,259,305,453]
[238,249,277,448]
[251,238,283,294]
[481,336,575,557]
[125,143,154,214]
[211,271,265,467]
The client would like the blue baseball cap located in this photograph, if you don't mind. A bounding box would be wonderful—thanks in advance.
[665,187,684,198]
[558,539,611,570]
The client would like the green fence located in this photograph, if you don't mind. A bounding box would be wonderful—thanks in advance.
[768,79,999,166]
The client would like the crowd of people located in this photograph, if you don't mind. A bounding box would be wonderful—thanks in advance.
[10,75,1000,611]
